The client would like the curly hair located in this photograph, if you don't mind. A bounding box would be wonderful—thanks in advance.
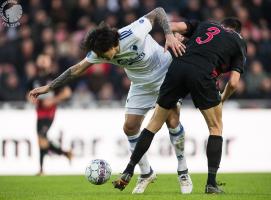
[81,22,120,56]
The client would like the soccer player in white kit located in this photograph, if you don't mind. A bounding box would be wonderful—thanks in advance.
[29,7,193,194]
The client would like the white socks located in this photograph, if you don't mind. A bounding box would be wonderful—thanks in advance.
[168,123,188,172]
[127,133,151,175]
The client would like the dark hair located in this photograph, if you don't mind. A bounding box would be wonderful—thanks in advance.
[81,22,120,56]
[221,17,242,33]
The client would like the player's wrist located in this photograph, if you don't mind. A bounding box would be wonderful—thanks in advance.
[165,33,174,38]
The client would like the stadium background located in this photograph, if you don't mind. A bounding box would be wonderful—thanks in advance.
[0,0,271,176]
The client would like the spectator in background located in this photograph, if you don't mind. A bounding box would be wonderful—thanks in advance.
[69,0,93,30]
[258,27,271,70]
[50,0,68,24]
[93,0,110,24]
[181,0,202,20]
[0,66,25,101]
[70,81,95,108]
[245,60,269,98]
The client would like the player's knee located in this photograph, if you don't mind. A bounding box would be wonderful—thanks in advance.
[123,122,141,136]
[166,111,180,128]
[38,137,49,149]
[166,107,180,129]
[209,123,223,136]
[166,116,179,129]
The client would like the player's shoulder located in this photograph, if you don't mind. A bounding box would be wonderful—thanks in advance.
[200,20,220,27]
[86,51,101,60]
[193,20,221,32]
[85,51,103,63]
[118,17,151,41]
[118,27,134,41]
[187,20,233,31]
[230,31,246,50]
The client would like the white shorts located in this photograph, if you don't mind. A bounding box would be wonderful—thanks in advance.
[124,51,172,116]
[125,85,159,115]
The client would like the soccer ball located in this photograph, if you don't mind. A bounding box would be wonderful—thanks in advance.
[85,159,112,185]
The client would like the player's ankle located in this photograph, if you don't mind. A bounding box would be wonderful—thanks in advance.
[140,167,153,178]
[178,169,188,176]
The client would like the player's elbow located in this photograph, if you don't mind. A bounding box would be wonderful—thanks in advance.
[228,79,239,90]
[155,7,165,13]
[228,71,241,89]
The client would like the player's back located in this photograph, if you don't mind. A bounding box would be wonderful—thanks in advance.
[86,17,172,88]
[181,21,246,76]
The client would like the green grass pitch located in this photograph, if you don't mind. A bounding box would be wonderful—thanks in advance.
[1,173,271,200]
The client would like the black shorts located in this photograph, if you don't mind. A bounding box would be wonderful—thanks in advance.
[37,118,53,137]
[157,59,221,110]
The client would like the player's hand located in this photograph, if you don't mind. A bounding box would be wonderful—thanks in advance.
[165,33,186,57]
[174,33,186,54]
[174,32,185,42]
[29,85,50,102]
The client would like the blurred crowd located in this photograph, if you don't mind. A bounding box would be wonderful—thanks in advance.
[0,0,271,105]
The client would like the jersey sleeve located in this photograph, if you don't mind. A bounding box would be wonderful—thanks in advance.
[183,20,200,38]
[85,51,103,64]
[230,40,247,74]
[123,17,152,41]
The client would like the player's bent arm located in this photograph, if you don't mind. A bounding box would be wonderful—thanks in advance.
[144,7,184,56]
[49,58,91,91]
[221,71,241,103]
[145,7,172,35]
[28,59,92,101]
[170,22,188,34]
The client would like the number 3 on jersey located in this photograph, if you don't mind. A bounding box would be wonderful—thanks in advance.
[196,27,221,45]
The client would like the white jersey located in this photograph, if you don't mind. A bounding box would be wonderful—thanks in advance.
[85,17,172,92]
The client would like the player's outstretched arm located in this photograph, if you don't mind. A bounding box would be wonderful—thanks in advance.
[29,59,91,101]
[145,7,185,57]
[49,58,91,90]
[221,70,241,103]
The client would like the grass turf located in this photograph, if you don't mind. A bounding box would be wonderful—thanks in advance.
[0,173,271,200]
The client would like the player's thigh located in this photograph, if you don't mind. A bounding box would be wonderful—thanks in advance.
[189,72,221,110]
[124,85,157,135]
[157,60,188,110]
[37,118,53,138]
[200,103,223,136]
[147,104,171,133]
[125,84,158,112]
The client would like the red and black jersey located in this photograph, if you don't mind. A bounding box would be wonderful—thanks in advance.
[180,20,247,78]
